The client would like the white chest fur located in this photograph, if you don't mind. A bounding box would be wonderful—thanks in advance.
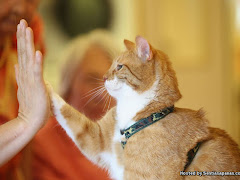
[100,151,124,180]
[104,76,159,179]
[115,81,158,130]
[105,76,159,131]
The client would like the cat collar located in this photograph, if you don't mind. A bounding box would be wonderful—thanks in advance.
[120,106,174,149]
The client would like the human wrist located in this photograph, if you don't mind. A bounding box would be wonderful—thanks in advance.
[16,114,44,132]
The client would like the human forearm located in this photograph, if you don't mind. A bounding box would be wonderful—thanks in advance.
[0,116,42,166]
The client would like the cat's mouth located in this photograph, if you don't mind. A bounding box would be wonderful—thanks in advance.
[105,85,122,92]
[104,76,124,97]
[104,82,123,98]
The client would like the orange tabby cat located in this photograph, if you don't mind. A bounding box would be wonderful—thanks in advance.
[48,36,240,180]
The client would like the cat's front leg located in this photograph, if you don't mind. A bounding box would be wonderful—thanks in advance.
[46,83,77,143]
[46,84,116,168]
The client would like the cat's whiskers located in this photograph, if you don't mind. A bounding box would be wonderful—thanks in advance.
[81,85,105,99]
[103,95,110,112]
[84,84,105,94]
[95,91,108,106]
[103,95,112,112]
[107,96,112,112]
[102,93,111,112]
[88,87,106,101]
[83,87,106,107]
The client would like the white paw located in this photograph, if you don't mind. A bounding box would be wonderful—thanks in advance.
[45,81,54,96]
[45,81,65,116]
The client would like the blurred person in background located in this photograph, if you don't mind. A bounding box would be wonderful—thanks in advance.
[0,0,45,179]
[32,30,119,180]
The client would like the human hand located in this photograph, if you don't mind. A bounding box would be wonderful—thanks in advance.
[15,19,50,129]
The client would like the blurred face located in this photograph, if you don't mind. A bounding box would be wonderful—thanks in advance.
[67,45,116,120]
[0,0,40,36]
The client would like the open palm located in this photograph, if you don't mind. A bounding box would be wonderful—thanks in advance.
[15,19,50,128]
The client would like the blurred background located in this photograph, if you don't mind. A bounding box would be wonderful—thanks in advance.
[39,0,240,144]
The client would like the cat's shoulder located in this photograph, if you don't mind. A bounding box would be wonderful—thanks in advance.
[163,107,209,132]
[173,107,205,118]
[171,107,207,122]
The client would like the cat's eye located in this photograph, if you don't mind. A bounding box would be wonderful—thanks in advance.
[116,64,123,71]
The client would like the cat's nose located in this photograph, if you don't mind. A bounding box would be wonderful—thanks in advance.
[103,76,108,82]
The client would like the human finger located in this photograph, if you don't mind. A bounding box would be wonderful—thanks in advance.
[17,24,22,70]
[26,27,35,66]
[19,20,28,70]
[34,51,43,82]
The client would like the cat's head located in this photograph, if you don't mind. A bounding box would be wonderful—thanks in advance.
[104,36,181,108]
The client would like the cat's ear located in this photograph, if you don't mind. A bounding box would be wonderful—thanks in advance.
[135,36,153,62]
[124,39,135,51]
